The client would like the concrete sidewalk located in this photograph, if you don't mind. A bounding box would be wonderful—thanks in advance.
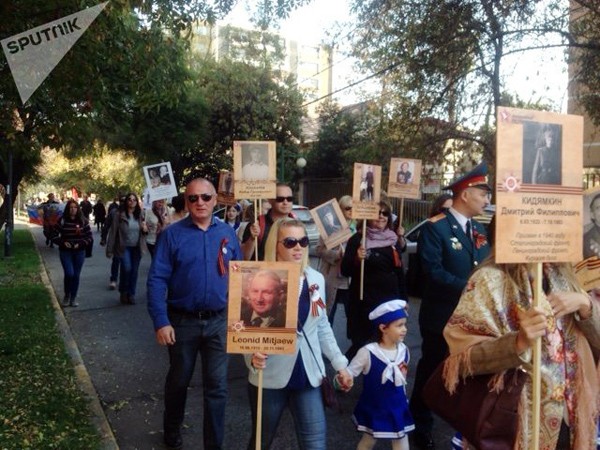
[29,221,453,449]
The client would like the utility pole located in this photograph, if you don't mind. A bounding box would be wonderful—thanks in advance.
[4,146,13,257]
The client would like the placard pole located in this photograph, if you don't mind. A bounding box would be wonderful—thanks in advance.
[255,369,263,450]
[254,200,259,261]
[360,220,366,300]
[531,263,542,450]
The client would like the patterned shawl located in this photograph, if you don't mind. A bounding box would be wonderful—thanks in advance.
[443,264,599,450]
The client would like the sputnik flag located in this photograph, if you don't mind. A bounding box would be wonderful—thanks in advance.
[1,2,108,104]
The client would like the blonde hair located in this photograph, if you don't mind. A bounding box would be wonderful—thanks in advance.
[264,218,309,270]
[338,195,352,209]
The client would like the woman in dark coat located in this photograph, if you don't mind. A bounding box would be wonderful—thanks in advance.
[341,200,407,359]
[93,199,107,232]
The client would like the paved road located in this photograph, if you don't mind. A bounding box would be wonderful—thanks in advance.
[31,222,453,449]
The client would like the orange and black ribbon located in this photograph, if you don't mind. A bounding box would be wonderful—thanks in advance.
[218,238,228,277]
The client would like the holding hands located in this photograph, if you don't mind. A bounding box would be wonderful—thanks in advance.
[336,369,354,392]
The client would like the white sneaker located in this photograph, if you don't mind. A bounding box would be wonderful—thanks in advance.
[109,281,117,290]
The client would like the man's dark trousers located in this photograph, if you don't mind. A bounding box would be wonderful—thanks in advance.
[164,310,228,450]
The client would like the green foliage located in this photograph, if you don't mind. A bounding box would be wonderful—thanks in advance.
[0,230,100,449]
[0,0,309,223]
[305,100,366,178]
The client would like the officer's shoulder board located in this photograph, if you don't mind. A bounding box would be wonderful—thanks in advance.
[429,213,446,224]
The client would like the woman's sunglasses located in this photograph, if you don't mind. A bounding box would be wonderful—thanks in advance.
[279,236,309,249]
[187,193,214,203]
[379,210,390,217]
[344,206,352,211]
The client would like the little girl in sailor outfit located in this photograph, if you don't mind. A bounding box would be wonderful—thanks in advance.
[341,299,414,450]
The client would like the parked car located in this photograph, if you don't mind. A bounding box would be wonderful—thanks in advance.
[403,205,495,297]
[292,205,320,255]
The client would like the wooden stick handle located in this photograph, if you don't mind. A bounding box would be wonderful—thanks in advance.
[255,369,263,450]
[531,263,542,450]
[360,220,366,300]
[398,198,404,228]
[254,200,259,261]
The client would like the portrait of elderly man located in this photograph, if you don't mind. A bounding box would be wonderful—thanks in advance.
[241,270,286,328]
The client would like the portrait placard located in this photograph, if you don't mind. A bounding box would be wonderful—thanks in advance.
[574,186,600,290]
[227,261,300,355]
[233,141,277,200]
[351,163,381,220]
[143,162,178,202]
[310,199,352,250]
[387,158,422,199]
[495,107,583,264]
[217,171,236,205]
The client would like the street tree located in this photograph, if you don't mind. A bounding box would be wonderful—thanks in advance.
[347,0,600,169]
[0,0,310,227]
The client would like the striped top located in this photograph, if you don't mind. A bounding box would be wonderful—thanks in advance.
[56,217,92,251]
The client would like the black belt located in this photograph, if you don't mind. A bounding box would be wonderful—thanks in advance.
[168,307,224,320]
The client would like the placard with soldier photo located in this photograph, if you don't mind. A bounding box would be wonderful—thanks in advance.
[227,261,301,355]
[233,141,277,200]
[143,162,178,202]
[310,199,352,250]
[574,186,600,291]
[217,170,236,205]
[352,163,381,220]
[387,158,422,199]
[495,107,583,264]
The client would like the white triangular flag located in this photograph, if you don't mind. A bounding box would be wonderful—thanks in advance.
[1,2,108,104]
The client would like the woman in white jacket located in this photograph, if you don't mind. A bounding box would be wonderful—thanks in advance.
[246,218,351,449]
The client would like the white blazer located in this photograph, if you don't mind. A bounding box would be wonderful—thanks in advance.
[244,266,348,389]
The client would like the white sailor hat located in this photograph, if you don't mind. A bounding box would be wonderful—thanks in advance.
[369,299,408,326]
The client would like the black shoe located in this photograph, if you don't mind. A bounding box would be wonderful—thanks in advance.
[412,431,435,450]
[164,429,182,449]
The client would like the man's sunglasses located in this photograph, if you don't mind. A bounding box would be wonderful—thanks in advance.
[344,206,352,211]
[379,210,390,217]
[279,236,309,249]
[187,193,214,203]
[275,196,294,203]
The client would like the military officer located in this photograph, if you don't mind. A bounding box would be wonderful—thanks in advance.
[410,162,492,450]
[242,145,269,180]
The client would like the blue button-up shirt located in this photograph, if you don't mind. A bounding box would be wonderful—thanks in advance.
[147,216,241,330]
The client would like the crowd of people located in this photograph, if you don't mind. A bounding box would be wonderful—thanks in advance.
[36,162,600,450]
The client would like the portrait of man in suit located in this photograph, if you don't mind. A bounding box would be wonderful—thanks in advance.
[584,193,600,260]
[241,270,286,328]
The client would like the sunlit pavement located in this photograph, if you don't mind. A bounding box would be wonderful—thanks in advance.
[29,222,453,449]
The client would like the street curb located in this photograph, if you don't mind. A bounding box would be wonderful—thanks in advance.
[32,225,119,450]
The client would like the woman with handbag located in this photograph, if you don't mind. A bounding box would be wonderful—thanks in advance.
[54,199,93,307]
[106,192,147,305]
[341,200,407,360]
[442,251,600,449]
[245,218,352,450]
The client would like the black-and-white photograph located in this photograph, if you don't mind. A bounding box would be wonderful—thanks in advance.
[522,121,562,185]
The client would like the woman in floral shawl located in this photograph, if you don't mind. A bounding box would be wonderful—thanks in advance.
[443,254,600,449]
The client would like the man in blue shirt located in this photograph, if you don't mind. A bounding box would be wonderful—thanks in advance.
[147,178,241,450]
